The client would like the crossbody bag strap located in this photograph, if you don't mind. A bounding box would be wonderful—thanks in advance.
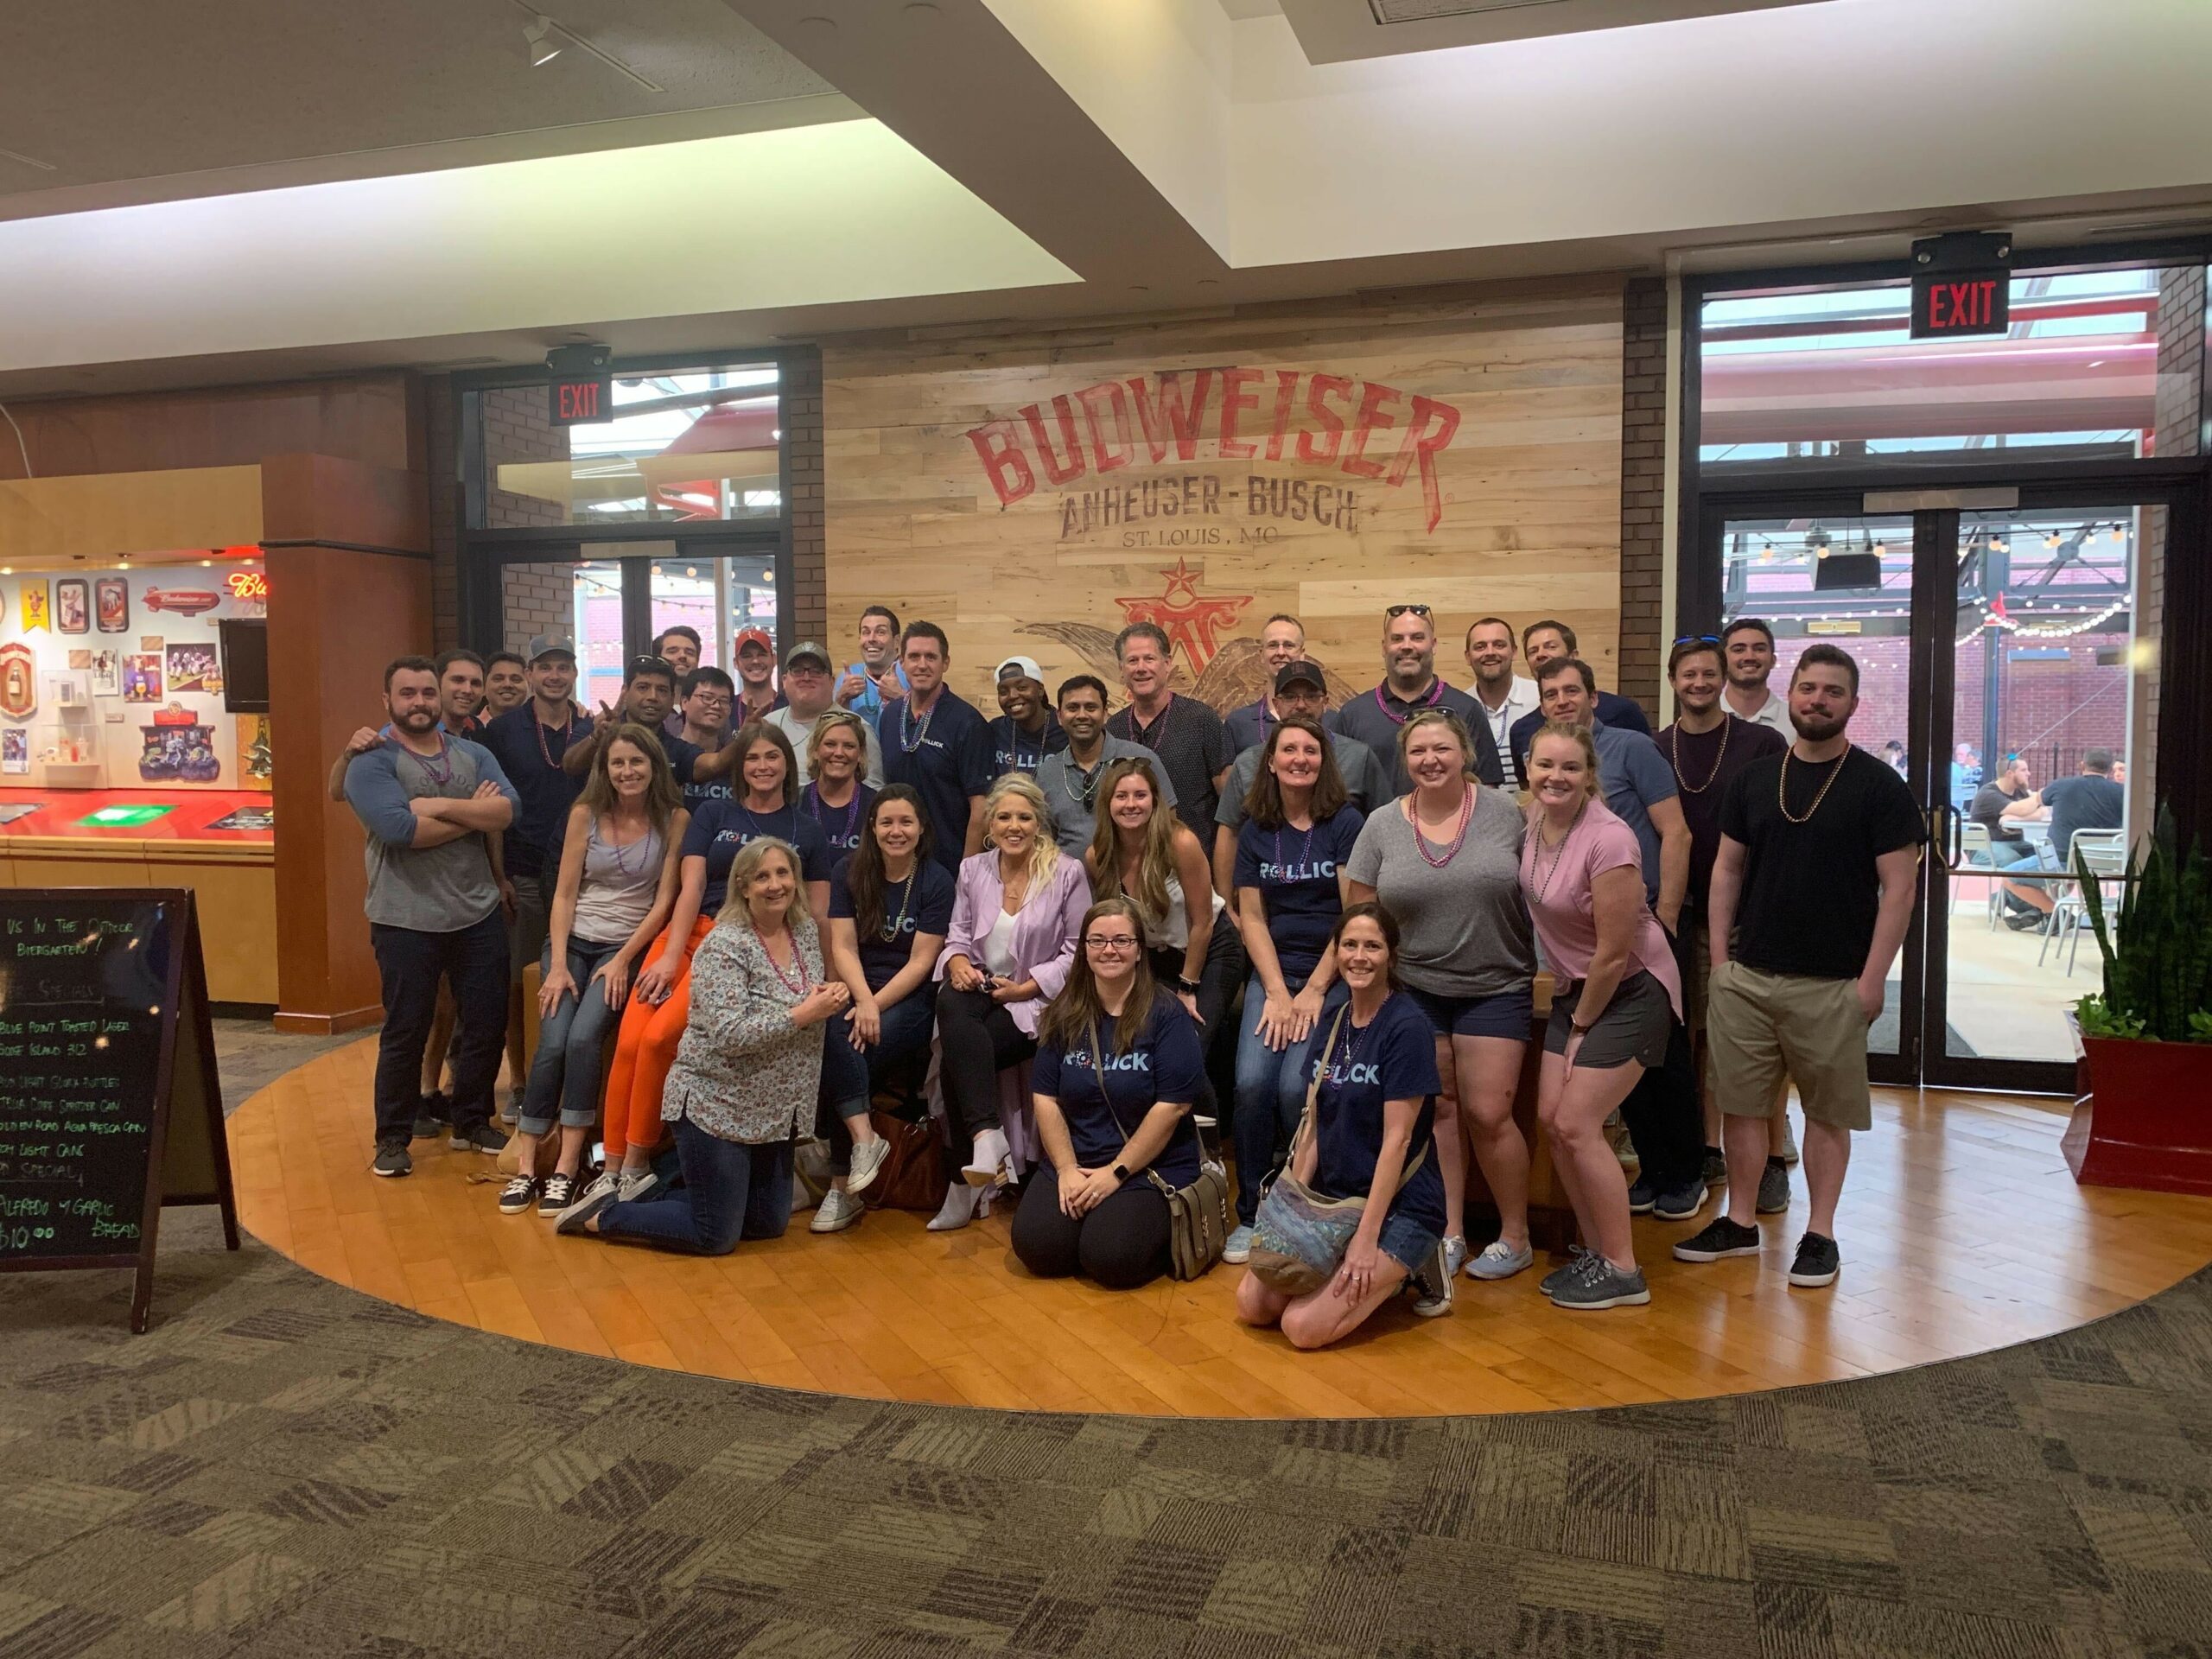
[1281,1003,1349,1170]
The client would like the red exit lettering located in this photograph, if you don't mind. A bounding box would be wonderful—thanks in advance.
[1925,278,1999,331]
[557,381,601,421]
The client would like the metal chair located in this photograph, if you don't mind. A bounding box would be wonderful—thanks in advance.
[2039,829,2128,976]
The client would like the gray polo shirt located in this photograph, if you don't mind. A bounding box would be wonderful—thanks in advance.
[344,738,518,932]
[1035,735,1180,855]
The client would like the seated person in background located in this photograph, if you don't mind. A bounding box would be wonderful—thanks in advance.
[1034,675,1176,855]
[501,726,686,1217]
[1235,902,1452,1349]
[1971,753,2053,928]
[2013,748,2125,873]
[1013,897,1207,1291]
[559,839,849,1251]
[798,710,880,861]
[1211,660,1385,896]
[930,772,1091,1232]
[811,785,954,1234]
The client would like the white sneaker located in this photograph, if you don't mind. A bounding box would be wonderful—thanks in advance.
[847,1135,892,1197]
[1223,1224,1255,1265]
[617,1167,659,1203]
[810,1188,865,1233]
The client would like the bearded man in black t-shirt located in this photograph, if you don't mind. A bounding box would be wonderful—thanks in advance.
[1675,644,1923,1293]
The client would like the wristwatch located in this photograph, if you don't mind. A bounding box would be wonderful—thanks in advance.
[1174,975,1200,995]
[1110,1163,1129,1182]
[1570,1019,1594,1035]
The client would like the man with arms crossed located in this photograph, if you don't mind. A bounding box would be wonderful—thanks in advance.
[345,658,521,1177]
[1675,644,1922,1288]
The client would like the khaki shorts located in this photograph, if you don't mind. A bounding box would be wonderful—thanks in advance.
[1705,960,1871,1132]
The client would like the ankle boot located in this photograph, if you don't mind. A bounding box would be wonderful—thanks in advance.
[927,1179,988,1232]
[962,1126,1013,1188]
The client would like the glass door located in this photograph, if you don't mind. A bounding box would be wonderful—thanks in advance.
[1715,506,1926,1084]
[1924,499,2162,1091]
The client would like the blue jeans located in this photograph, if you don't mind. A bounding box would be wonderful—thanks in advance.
[1230,971,1332,1225]
[595,1117,794,1255]
[517,935,627,1136]
[369,907,508,1146]
[817,988,937,1173]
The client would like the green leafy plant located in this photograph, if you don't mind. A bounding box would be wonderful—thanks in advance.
[2075,807,2212,1042]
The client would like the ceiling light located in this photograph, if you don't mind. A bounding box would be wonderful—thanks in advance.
[524,15,563,65]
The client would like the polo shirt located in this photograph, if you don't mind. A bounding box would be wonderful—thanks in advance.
[1332,680,1503,797]
[1509,690,1650,782]
[877,690,995,873]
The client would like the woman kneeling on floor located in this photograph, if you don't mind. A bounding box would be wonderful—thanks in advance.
[1236,902,1452,1349]
[559,837,849,1253]
[1013,897,1207,1290]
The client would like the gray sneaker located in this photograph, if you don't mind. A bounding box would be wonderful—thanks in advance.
[1222,1224,1255,1265]
[1409,1241,1455,1317]
[371,1139,412,1179]
[1756,1157,1790,1215]
[1441,1234,1469,1279]
[1550,1258,1650,1311]
[1539,1245,1594,1297]
[449,1121,509,1155]
[1465,1238,1535,1281]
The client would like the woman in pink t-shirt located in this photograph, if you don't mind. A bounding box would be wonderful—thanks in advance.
[1519,722,1683,1312]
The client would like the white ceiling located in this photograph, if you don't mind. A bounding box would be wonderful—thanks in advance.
[0,0,835,217]
[0,0,2208,397]
[1274,0,1830,61]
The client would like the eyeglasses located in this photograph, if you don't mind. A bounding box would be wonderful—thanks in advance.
[688,692,732,708]
[1672,634,1721,645]
[1385,604,1432,619]
[1083,936,1141,952]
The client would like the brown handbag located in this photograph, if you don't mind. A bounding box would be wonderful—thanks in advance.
[861,1109,947,1211]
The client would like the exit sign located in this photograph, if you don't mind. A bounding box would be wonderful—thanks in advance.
[550,372,612,426]
[1909,231,2013,340]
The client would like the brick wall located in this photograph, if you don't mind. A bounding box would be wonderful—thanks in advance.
[483,385,569,531]
[1618,276,1668,718]
[2139,265,2207,819]
[500,563,572,654]
[785,347,825,645]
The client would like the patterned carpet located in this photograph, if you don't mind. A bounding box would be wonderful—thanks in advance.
[3,1211,2210,1658]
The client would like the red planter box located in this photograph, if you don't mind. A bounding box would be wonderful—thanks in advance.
[2064,1030,2212,1196]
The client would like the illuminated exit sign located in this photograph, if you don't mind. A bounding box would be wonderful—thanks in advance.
[1909,231,2012,340]
[550,372,611,426]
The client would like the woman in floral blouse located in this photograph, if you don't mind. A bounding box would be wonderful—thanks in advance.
[559,836,850,1254]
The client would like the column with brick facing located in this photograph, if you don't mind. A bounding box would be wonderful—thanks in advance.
[1618,276,1669,720]
[784,347,826,646]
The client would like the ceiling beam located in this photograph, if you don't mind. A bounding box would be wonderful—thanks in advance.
[722,0,1228,292]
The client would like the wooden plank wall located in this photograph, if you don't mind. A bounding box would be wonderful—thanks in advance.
[823,279,1625,714]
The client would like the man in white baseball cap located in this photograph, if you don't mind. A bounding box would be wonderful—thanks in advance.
[988,654,1064,775]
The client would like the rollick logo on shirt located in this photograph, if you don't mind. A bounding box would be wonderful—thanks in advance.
[1257,857,1338,885]
[965,366,1465,536]
[1066,1048,1152,1074]
[1314,1058,1382,1087]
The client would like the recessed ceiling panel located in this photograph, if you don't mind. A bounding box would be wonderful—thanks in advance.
[1280,0,1830,60]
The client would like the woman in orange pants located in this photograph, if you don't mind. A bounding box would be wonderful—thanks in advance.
[580,721,835,1208]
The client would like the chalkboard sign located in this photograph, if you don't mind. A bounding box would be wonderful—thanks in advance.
[0,888,236,1331]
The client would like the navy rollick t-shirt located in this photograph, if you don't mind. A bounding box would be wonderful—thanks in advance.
[1233,805,1364,983]
[1032,997,1205,1185]
[1307,992,1446,1236]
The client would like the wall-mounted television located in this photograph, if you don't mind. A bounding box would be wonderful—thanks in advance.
[219,619,269,714]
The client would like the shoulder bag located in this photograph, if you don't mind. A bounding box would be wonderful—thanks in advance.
[1090,1017,1230,1281]
[1247,1006,1428,1297]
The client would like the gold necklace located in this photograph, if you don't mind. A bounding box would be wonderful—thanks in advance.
[1777,747,1847,824]
[1669,715,1731,794]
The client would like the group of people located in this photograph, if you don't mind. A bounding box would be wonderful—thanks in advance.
[341,601,1922,1348]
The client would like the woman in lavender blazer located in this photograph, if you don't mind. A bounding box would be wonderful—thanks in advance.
[930,772,1091,1230]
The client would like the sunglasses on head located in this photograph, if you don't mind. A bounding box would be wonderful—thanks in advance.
[1673,634,1721,645]
[1386,604,1433,619]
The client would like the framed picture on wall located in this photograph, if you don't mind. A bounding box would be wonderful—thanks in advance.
[124,654,162,703]
[55,579,89,633]
[95,577,129,633]
[90,649,120,698]
[1,728,26,775]
[20,582,48,633]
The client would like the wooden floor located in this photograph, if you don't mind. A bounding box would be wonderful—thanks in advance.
[230,1039,2212,1419]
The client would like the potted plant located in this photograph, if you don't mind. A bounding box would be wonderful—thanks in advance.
[2064,809,2212,1194]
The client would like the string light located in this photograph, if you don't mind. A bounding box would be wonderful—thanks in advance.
[2109,525,2126,543]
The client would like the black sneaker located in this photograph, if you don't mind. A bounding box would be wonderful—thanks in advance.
[412,1090,452,1140]
[537,1172,579,1216]
[1756,1156,1791,1215]
[1700,1147,1727,1188]
[1650,1177,1709,1222]
[1673,1216,1763,1263]
[1625,1174,1659,1215]
[1789,1231,1840,1287]
[449,1121,510,1155]
[2004,909,2045,932]
[371,1139,412,1179]
[498,1174,539,1215]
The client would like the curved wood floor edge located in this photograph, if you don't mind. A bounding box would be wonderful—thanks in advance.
[230,1039,2212,1419]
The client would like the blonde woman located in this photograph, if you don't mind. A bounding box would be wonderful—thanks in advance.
[931,772,1091,1229]
[801,709,880,862]
[1084,756,1243,1125]
[560,838,849,1252]
[501,725,686,1217]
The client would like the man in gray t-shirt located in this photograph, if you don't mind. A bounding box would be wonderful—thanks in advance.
[342,657,520,1176]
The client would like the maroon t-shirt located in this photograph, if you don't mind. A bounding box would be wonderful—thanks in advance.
[1656,715,1788,904]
